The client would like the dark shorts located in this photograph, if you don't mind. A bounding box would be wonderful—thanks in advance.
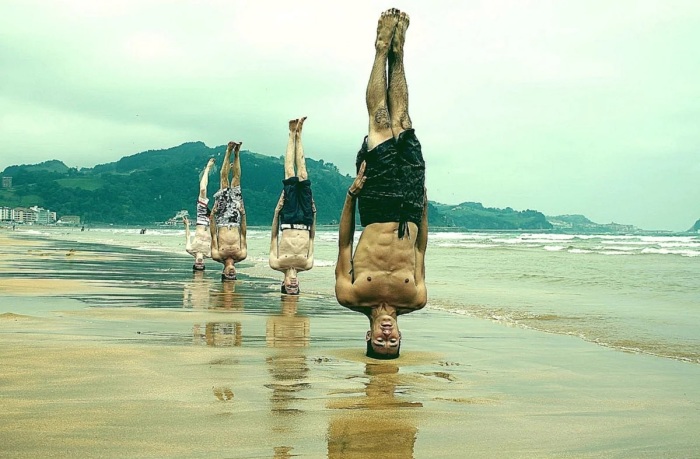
[355,129,425,236]
[281,177,314,227]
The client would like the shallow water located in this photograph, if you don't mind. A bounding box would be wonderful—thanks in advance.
[13,226,700,363]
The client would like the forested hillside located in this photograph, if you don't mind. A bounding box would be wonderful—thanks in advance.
[1,142,553,229]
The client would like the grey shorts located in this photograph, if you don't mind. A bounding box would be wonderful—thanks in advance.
[196,198,210,226]
[213,186,243,227]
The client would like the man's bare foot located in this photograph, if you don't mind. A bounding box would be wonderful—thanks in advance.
[206,157,216,168]
[296,116,307,134]
[289,118,299,132]
[227,141,236,151]
[392,11,409,56]
[375,8,400,52]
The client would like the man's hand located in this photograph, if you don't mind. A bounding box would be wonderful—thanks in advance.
[348,161,367,196]
[183,216,189,225]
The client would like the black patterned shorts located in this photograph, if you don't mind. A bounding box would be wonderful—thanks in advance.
[355,129,425,235]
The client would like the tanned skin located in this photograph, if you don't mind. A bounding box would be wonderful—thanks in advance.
[184,157,215,269]
[210,141,247,278]
[269,117,316,294]
[335,9,428,357]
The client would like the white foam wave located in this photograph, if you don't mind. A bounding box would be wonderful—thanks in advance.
[641,248,700,257]
[544,245,566,251]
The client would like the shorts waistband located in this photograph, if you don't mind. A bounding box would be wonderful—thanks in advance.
[281,223,310,230]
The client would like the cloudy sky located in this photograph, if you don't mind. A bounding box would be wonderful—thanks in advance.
[1,0,698,231]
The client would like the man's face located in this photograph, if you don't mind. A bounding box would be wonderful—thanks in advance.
[367,315,401,355]
[221,260,237,280]
[193,254,205,269]
[283,277,299,295]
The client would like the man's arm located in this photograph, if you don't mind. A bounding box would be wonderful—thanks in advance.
[209,208,218,252]
[239,200,247,247]
[334,162,366,303]
[269,192,284,268]
[304,207,316,270]
[183,216,191,251]
[412,191,429,309]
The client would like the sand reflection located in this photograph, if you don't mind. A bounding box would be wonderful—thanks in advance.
[327,363,421,458]
[266,294,310,348]
[210,280,244,311]
[192,279,243,346]
[182,270,211,309]
[193,322,242,347]
[265,295,311,457]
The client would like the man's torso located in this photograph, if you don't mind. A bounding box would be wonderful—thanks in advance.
[274,229,312,269]
[347,221,423,310]
[187,225,212,256]
[216,226,246,261]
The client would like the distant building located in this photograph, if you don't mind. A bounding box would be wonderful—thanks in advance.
[1,177,11,188]
[29,206,53,225]
[12,207,29,223]
[59,215,81,225]
[0,206,10,221]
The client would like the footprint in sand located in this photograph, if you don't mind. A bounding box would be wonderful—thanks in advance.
[213,386,234,401]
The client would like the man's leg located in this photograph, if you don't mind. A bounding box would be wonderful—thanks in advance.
[221,142,234,189]
[366,9,399,150]
[388,11,412,138]
[285,119,298,180]
[199,158,215,200]
[231,142,243,187]
[295,116,308,181]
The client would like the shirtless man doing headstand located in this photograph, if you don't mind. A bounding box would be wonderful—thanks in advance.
[184,157,215,271]
[210,141,247,281]
[335,9,428,359]
[269,117,316,295]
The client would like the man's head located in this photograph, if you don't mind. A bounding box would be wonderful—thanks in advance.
[192,253,205,271]
[221,259,237,281]
[281,268,299,295]
[365,313,401,359]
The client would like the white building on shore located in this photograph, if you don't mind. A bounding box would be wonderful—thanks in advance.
[0,205,58,225]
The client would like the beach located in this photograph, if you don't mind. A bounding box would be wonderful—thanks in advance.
[1,227,699,458]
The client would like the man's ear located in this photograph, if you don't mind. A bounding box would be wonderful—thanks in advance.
[365,331,371,342]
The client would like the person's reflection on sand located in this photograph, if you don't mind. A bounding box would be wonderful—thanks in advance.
[210,279,244,311]
[192,280,243,346]
[266,294,310,348]
[193,322,242,347]
[266,295,311,457]
[183,270,211,309]
[327,363,420,458]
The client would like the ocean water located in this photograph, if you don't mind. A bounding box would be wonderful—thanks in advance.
[19,226,700,364]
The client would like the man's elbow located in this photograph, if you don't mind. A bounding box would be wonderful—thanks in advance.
[334,285,353,306]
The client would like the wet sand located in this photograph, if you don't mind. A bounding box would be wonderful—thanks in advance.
[1,230,699,458]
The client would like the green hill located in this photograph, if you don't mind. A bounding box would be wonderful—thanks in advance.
[1,142,551,230]
[434,202,552,230]
[689,219,700,233]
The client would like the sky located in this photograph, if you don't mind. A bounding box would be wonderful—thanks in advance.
[1,0,699,231]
